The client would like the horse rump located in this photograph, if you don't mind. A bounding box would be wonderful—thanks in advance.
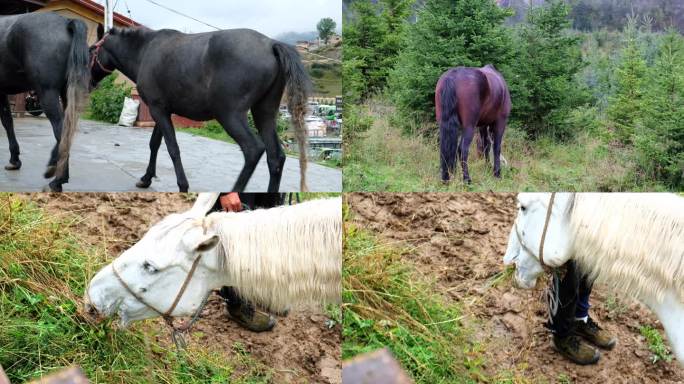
[273,42,311,191]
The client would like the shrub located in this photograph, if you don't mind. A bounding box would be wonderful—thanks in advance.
[88,73,132,124]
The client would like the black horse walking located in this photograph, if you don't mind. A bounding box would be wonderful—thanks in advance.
[0,13,90,191]
[88,26,310,192]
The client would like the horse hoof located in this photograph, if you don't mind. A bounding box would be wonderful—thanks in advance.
[44,165,56,179]
[42,183,62,192]
[5,161,21,171]
[136,179,152,189]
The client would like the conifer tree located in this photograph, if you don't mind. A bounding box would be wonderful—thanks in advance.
[511,0,586,139]
[606,16,647,144]
[636,29,684,187]
[389,0,513,125]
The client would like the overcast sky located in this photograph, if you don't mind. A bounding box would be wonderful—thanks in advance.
[100,0,341,37]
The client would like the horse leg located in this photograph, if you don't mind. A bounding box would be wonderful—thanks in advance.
[39,89,69,190]
[136,125,163,189]
[460,125,476,184]
[148,107,189,192]
[0,95,21,170]
[252,106,285,193]
[216,111,265,192]
[478,125,491,163]
[492,118,506,178]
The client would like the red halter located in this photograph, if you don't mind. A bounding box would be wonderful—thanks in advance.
[90,33,115,74]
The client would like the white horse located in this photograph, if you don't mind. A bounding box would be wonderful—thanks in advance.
[503,193,684,366]
[85,193,342,329]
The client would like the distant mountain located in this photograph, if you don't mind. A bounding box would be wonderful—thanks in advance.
[275,31,319,45]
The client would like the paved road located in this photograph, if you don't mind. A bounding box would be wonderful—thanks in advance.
[0,118,341,192]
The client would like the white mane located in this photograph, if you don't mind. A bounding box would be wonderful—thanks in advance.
[204,197,342,312]
[570,193,684,303]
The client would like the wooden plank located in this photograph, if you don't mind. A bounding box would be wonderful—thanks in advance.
[0,365,10,384]
[342,348,413,384]
[27,367,89,384]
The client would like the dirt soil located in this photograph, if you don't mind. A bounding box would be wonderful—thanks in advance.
[21,193,341,384]
[347,193,683,384]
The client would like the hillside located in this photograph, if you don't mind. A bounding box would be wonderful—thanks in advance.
[344,0,684,32]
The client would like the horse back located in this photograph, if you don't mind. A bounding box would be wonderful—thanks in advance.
[138,29,280,118]
[479,66,511,119]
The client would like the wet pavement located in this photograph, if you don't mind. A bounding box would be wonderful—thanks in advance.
[0,117,341,192]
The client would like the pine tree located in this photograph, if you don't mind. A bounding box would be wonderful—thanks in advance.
[342,0,387,103]
[511,0,586,139]
[606,16,647,144]
[389,0,513,126]
[636,29,684,187]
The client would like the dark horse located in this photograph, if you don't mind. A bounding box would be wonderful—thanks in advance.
[0,13,90,191]
[88,26,310,192]
[435,64,511,184]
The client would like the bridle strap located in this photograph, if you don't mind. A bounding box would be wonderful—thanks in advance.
[514,192,557,269]
[111,251,205,329]
[90,33,115,74]
[538,192,556,266]
[164,252,204,317]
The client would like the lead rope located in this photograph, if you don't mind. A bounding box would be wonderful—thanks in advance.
[171,289,212,349]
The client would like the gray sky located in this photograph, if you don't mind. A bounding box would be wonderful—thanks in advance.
[101,0,341,37]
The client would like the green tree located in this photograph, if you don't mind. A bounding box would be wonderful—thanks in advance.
[377,0,412,84]
[317,17,337,44]
[606,16,647,144]
[511,0,587,139]
[389,0,513,127]
[343,0,387,103]
[636,29,684,188]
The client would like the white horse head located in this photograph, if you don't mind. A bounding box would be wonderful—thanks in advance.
[85,210,223,326]
[85,193,342,328]
[503,192,574,288]
[503,192,684,366]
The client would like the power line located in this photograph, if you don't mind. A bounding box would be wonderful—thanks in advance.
[140,0,222,30]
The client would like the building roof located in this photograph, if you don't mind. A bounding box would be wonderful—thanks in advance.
[57,0,140,26]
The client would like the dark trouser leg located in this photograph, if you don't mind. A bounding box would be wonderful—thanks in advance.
[575,274,593,319]
[547,261,581,337]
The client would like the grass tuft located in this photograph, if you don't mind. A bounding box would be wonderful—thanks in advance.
[343,213,480,383]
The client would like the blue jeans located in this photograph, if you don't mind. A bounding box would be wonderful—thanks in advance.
[547,260,593,337]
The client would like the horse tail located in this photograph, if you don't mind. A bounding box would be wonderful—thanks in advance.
[273,42,311,192]
[437,76,459,182]
[56,19,91,180]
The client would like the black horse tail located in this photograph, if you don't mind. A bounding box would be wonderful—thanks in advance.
[273,42,311,192]
[438,78,459,183]
[55,19,91,181]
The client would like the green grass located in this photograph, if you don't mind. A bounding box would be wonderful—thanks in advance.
[344,101,670,192]
[343,209,481,383]
[640,325,673,364]
[0,194,271,384]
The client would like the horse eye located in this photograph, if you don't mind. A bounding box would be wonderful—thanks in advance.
[142,261,158,273]
[520,205,527,212]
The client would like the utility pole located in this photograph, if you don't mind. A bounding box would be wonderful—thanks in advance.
[103,0,114,32]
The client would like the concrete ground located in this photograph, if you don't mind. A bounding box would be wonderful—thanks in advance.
[0,117,342,192]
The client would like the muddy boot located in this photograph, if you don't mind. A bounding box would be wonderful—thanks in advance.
[553,334,600,365]
[574,317,617,350]
[220,287,276,332]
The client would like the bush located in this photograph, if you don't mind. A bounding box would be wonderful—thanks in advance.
[88,73,132,124]
[310,68,325,78]
[342,104,374,144]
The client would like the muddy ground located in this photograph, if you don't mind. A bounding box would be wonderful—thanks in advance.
[22,193,341,384]
[347,193,683,384]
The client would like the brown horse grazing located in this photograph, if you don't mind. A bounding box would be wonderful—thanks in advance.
[435,64,511,184]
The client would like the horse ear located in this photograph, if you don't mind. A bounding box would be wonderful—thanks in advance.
[97,23,104,40]
[196,234,219,253]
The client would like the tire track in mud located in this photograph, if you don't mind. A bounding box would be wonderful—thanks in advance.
[347,192,682,384]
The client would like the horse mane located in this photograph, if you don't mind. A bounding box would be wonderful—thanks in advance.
[569,193,684,303]
[204,197,342,312]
